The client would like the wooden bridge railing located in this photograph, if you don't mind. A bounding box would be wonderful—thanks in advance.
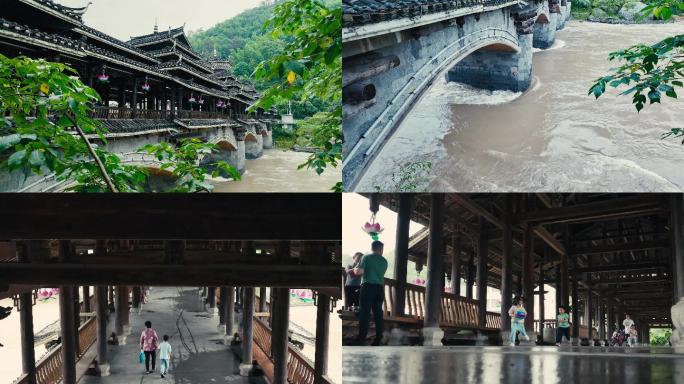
[252,316,332,384]
[534,319,558,333]
[13,315,97,384]
[92,106,232,120]
[379,278,500,329]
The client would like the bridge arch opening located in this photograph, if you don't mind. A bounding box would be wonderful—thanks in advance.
[536,13,550,24]
[245,132,258,142]
[217,140,237,151]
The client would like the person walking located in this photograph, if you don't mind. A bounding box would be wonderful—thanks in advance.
[345,252,363,310]
[623,314,634,335]
[159,334,172,378]
[508,296,530,346]
[555,306,571,346]
[353,241,388,346]
[140,320,159,374]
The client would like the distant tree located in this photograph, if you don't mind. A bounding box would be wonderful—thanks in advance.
[589,0,683,143]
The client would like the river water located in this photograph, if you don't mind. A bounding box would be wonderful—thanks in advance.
[212,149,341,192]
[357,21,684,192]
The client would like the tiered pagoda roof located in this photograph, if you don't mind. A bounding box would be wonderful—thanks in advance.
[0,0,260,105]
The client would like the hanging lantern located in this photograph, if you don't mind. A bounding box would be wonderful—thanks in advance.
[96,66,109,83]
[141,77,150,92]
[188,93,196,104]
[197,96,204,105]
[217,100,225,109]
[362,213,384,241]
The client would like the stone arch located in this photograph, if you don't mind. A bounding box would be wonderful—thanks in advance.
[533,3,557,49]
[536,13,550,24]
[245,132,258,142]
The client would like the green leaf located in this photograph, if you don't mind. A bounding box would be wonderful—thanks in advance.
[0,134,21,152]
[28,149,46,168]
[7,149,26,169]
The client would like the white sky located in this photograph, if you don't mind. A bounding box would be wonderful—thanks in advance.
[57,0,265,41]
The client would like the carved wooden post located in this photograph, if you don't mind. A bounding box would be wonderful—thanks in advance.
[477,219,489,329]
[16,242,36,384]
[423,193,444,346]
[314,293,330,384]
[393,194,411,317]
[272,287,290,384]
[501,194,513,335]
[239,287,255,376]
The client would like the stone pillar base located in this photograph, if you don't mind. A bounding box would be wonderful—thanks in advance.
[217,324,226,334]
[475,331,489,346]
[570,337,580,346]
[388,327,407,346]
[117,334,127,345]
[224,334,235,346]
[239,363,252,376]
[500,331,511,345]
[100,363,111,376]
[207,307,218,317]
[422,327,444,346]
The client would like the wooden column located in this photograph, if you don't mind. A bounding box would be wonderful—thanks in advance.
[671,195,684,299]
[107,286,114,309]
[72,286,80,353]
[241,287,255,372]
[115,286,127,336]
[586,289,594,340]
[393,194,411,317]
[17,242,36,384]
[225,287,235,337]
[132,286,141,310]
[424,193,444,329]
[59,284,77,384]
[560,226,570,308]
[477,219,489,327]
[598,301,605,340]
[607,304,615,333]
[131,77,139,118]
[571,257,580,343]
[314,293,330,384]
[522,225,534,333]
[451,234,461,297]
[207,286,216,312]
[82,286,91,313]
[219,287,227,325]
[95,285,108,369]
[466,252,474,300]
[272,288,289,384]
[500,195,513,332]
[538,248,546,328]
[555,266,562,310]
[259,287,267,313]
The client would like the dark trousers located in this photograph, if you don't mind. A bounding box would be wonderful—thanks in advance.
[556,327,570,343]
[144,350,156,371]
[358,283,384,342]
[344,285,360,308]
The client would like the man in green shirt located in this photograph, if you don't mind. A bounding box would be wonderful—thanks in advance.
[353,240,388,346]
[555,306,571,346]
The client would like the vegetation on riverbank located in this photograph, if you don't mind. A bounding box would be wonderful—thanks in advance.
[571,0,677,22]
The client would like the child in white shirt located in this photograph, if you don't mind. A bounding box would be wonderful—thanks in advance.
[159,335,172,378]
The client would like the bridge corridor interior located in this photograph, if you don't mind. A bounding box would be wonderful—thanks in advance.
[342,193,684,383]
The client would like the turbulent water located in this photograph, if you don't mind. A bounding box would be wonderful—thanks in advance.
[357,21,684,192]
[212,149,341,192]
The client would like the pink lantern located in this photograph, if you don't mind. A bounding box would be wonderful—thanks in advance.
[362,215,384,240]
[141,83,151,92]
[198,96,204,105]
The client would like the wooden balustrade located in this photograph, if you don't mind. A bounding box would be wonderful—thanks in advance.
[92,106,229,120]
[12,316,97,384]
[379,278,500,329]
[252,317,331,384]
[533,319,558,333]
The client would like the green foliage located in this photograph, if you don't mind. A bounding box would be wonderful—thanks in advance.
[589,0,684,143]
[650,328,672,345]
[140,138,241,193]
[0,54,241,192]
[0,54,144,191]
[250,0,342,189]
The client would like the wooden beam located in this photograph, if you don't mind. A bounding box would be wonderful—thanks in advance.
[571,239,669,255]
[533,226,566,255]
[451,195,502,230]
[0,264,341,287]
[0,194,341,240]
[519,195,664,225]
[575,263,668,273]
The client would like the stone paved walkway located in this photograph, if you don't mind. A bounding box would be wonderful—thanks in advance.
[81,287,249,384]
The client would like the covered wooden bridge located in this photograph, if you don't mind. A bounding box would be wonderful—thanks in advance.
[342,193,683,346]
[0,194,341,384]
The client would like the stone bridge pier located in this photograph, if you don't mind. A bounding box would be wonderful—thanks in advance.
[533,0,558,49]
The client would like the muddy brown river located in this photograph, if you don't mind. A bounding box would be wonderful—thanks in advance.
[357,21,684,192]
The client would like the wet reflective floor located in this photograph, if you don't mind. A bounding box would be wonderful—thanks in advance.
[343,346,684,384]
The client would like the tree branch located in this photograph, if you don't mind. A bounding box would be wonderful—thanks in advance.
[67,115,118,193]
